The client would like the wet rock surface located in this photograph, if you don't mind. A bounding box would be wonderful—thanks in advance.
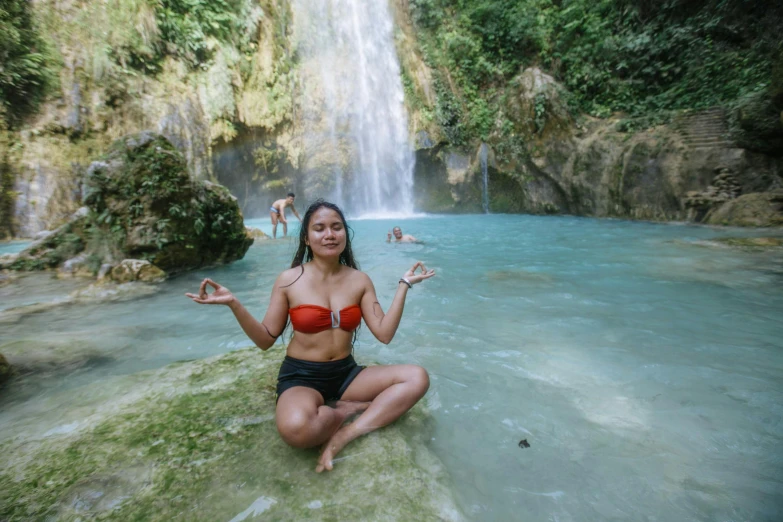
[0,348,463,521]
[0,353,11,385]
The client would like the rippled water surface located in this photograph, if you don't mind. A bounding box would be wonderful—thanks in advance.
[2,214,783,521]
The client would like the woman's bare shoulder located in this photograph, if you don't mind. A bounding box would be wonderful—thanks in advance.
[276,265,305,287]
[343,267,373,286]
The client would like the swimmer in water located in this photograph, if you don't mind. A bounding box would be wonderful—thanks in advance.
[386,226,417,243]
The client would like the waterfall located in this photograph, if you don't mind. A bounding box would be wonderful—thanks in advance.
[292,0,415,217]
[479,143,489,213]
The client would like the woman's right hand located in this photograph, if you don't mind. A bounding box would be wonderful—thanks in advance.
[185,278,235,305]
[403,261,436,285]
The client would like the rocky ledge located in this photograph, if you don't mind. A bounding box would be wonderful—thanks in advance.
[0,348,463,521]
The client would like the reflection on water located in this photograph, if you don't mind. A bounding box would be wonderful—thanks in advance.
[2,215,782,521]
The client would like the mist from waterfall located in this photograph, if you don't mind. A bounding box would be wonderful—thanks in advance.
[292,0,415,218]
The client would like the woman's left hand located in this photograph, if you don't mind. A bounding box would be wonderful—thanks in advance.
[403,261,436,285]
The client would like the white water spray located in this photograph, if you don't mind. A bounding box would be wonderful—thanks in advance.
[480,142,489,213]
[292,0,415,217]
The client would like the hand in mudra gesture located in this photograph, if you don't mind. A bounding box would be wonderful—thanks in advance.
[185,278,235,305]
[403,261,435,285]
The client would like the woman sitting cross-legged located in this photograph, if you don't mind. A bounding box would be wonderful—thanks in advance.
[186,199,435,472]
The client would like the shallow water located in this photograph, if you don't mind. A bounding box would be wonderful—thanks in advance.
[2,214,783,521]
[0,240,31,256]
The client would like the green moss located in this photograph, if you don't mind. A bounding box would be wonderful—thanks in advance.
[0,349,462,521]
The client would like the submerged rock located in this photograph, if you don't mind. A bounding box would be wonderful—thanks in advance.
[12,133,254,277]
[110,259,167,283]
[0,353,11,385]
[245,227,270,241]
[0,282,156,326]
[0,349,463,521]
[0,338,111,377]
[710,237,783,248]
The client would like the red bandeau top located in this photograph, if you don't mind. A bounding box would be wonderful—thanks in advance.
[289,304,362,334]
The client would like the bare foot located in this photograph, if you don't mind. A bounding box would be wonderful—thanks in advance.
[315,426,354,473]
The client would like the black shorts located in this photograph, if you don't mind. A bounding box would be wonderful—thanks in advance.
[276,354,365,403]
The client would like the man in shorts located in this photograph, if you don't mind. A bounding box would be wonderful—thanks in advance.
[270,193,302,238]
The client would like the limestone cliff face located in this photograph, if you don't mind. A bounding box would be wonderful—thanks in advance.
[390,4,783,226]
[6,0,301,237]
[5,0,782,238]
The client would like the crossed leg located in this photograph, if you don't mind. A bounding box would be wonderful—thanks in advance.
[276,388,369,449]
[315,364,429,472]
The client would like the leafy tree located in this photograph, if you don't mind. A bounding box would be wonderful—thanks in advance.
[0,0,53,124]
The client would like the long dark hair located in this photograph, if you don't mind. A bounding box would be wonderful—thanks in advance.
[291,199,359,269]
[284,199,361,347]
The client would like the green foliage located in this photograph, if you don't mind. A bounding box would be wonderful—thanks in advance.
[0,152,14,239]
[0,0,54,124]
[410,0,444,29]
[433,77,466,145]
[110,0,256,72]
[156,0,253,67]
[409,0,781,150]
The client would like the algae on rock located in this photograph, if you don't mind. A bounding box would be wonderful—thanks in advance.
[12,132,253,275]
[0,348,464,521]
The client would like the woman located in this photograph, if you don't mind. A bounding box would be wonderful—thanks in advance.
[186,200,435,472]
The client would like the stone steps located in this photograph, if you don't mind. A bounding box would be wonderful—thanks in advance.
[677,108,733,149]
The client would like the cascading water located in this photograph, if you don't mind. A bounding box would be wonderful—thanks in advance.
[479,142,489,213]
[292,0,415,217]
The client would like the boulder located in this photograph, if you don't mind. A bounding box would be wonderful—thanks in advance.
[110,259,166,283]
[706,190,783,227]
[11,133,254,276]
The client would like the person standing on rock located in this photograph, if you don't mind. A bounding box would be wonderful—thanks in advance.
[270,193,302,238]
[186,199,435,472]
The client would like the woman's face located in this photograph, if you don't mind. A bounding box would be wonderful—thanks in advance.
[306,207,347,257]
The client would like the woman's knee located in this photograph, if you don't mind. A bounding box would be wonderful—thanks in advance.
[406,365,430,395]
[277,411,316,448]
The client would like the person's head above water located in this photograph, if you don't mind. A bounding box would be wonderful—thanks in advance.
[387,226,417,243]
[292,199,358,269]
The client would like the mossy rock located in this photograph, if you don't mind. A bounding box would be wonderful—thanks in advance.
[82,132,253,273]
[0,348,463,521]
[706,191,783,227]
[13,133,253,275]
[11,217,88,271]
